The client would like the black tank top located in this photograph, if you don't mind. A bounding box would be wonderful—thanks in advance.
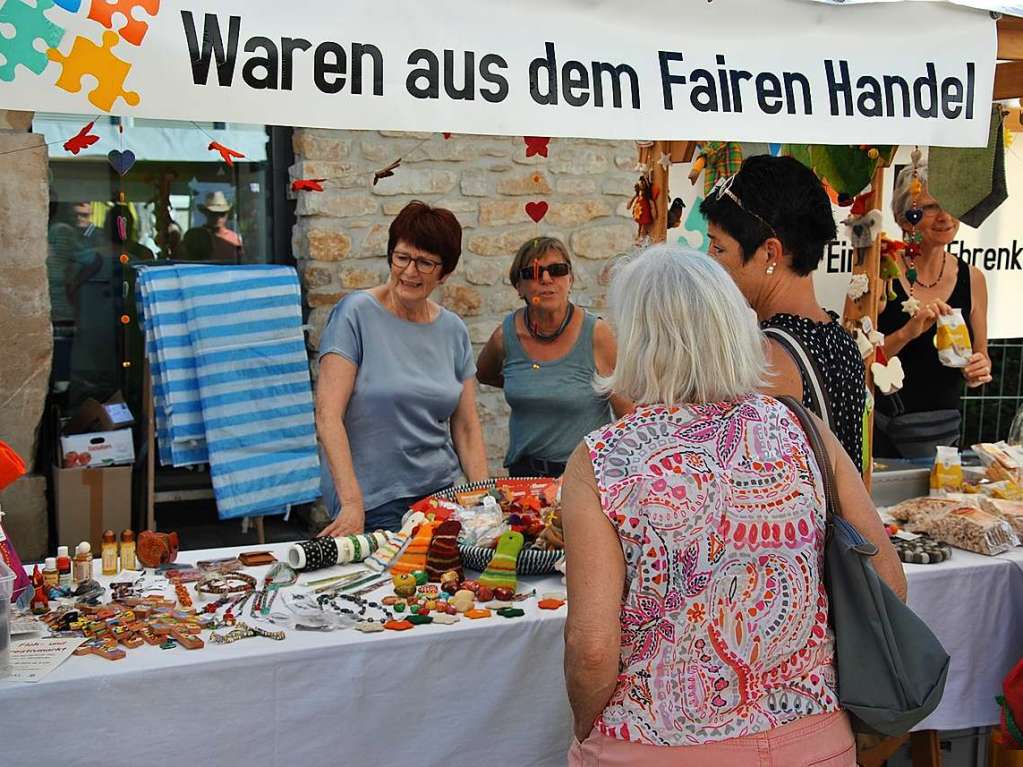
[877,258,972,413]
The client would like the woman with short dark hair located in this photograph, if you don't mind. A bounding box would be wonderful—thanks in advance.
[476,236,630,477]
[700,155,866,471]
[317,201,488,535]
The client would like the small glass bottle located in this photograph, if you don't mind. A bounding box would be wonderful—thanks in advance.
[73,542,92,585]
[56,546,72,589]
[101,530,118,576]
[42,557,58,589]
[120,530,136,571]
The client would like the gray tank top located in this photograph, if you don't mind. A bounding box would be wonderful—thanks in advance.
[502,309,613,466]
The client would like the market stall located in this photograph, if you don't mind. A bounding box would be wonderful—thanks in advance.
[2,1,1022,766]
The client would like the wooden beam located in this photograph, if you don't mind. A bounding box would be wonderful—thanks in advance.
[994,61,1023,100]
[998,17,1023,60]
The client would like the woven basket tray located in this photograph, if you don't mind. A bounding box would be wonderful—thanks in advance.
[424,478,564,576]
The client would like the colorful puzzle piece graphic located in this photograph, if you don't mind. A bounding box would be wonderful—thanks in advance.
[0,0,66,82]
[53,0,82,11]
[87,0,160,46]
[47,31,140,111]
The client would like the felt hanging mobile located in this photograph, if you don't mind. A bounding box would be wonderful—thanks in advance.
[900,148,927,315]
[291,178,327,193]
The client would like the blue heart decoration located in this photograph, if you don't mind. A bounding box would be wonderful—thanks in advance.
[53,0,82,11]
[905,208,924,226]
[107,150,136,176]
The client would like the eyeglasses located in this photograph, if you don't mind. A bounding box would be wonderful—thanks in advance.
[518,262,571,281]
[391,251,443,275]
[708,174,779,241]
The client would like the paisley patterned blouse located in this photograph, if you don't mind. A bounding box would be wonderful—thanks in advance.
[584,394,838,746]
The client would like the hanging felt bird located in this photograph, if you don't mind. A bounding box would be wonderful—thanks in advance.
[373,159,401,186]
[63,121,100,155]
[208,141,245,167]
[291,178,327,193]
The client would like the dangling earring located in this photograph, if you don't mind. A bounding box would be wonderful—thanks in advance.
[766,262,776,275]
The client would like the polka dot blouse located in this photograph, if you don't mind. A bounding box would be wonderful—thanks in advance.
[762,312,866,472]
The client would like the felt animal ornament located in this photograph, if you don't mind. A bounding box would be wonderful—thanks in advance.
[389,519,436,576]
[208,141,245,167]
[479,530,525,591]
[667,197,687,230]
[628,175,657,240]
[63,121,100,155]
[879,253,902,301]
[847,273,870,301]
[841,193,882,250]
[425,520,463,583]
[871,346,905,395]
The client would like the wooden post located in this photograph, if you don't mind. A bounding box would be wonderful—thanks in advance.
[841,160,889,488]
[144,359,156,532]
[651,140,671,243]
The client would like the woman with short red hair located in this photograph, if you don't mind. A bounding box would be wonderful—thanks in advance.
[317,201,488,535]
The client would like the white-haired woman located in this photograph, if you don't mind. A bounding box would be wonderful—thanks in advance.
[561,246,904,767]
[875,163,991,458]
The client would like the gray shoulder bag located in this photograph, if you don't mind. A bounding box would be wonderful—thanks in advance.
[779,395,950,736]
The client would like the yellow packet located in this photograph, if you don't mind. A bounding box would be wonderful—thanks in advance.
[935,309,972,368]
[930,445,963,495]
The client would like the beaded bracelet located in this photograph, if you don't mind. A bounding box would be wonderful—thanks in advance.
[209,621,286,644]
[195,572,257,596]
[317,592,394,625]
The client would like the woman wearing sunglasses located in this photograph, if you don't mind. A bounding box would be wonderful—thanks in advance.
[700,155,866,471]
[317,201,488,536]
[477,237,631,477]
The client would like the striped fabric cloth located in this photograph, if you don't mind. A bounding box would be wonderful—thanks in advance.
[136,264,320,519]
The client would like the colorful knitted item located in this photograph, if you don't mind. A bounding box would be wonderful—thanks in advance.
[426,520,463,582]
[364,512,424,572]
[478,530,524,590]
[389,519,436,576]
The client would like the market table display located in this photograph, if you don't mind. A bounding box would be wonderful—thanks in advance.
[3,538,1023,767]
[0,542,573,767]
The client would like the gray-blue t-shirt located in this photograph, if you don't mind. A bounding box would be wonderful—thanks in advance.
[318,291,475,513]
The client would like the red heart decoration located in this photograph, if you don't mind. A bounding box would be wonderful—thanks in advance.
[525,201,549,223]
[524,136,550,158]
[442,132,452,140]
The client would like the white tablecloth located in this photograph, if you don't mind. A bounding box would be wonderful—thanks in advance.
[2,544,1022,767]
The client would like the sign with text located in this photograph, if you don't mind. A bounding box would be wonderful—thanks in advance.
[0,0,996,145]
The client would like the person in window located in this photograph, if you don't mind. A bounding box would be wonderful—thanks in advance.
[874,162,992,458]
[317,201,488,535]
[182,191,243,263]
[476,237,630,478]
[561,245,904,766]
[700,155,866,472]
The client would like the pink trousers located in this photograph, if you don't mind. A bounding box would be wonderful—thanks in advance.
[568,710,855,767]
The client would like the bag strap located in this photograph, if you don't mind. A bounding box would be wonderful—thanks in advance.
[765,327,833,431]
[778,395,841,525]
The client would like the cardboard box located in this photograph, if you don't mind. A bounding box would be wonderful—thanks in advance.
[60,429,135,468]
[62,391,135,435]
[53,463,132,553]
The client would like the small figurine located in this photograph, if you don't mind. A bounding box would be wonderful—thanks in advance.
[628,175,656,241]
[392,573,417,599]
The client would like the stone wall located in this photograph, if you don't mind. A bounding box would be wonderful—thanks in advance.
[0,111,52,560]
[291,130,638,473]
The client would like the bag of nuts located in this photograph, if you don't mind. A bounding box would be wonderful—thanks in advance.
[977,497,1023,541]
[926,505,1019,556]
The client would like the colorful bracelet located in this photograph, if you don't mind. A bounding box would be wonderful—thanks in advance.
[195,572,257,596]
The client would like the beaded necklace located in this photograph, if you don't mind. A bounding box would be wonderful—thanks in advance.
[525,302,574,343]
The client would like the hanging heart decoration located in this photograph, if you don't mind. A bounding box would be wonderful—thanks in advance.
[442,132,452,140]
[905,207,924,225]
[525,201,549,223]
[107,149,136,176]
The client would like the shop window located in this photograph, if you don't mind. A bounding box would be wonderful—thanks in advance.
[36,115,281,417]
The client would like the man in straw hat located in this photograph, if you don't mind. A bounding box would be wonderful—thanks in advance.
[183,190,244,262]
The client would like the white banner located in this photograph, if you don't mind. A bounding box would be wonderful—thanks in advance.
[669,146,1023,339]
[807,0,1023,14]
[0,0,997,146]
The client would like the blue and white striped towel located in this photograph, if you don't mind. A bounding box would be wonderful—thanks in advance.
[137,265,320,519]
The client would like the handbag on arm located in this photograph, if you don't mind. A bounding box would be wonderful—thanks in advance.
[778,395,949,736]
